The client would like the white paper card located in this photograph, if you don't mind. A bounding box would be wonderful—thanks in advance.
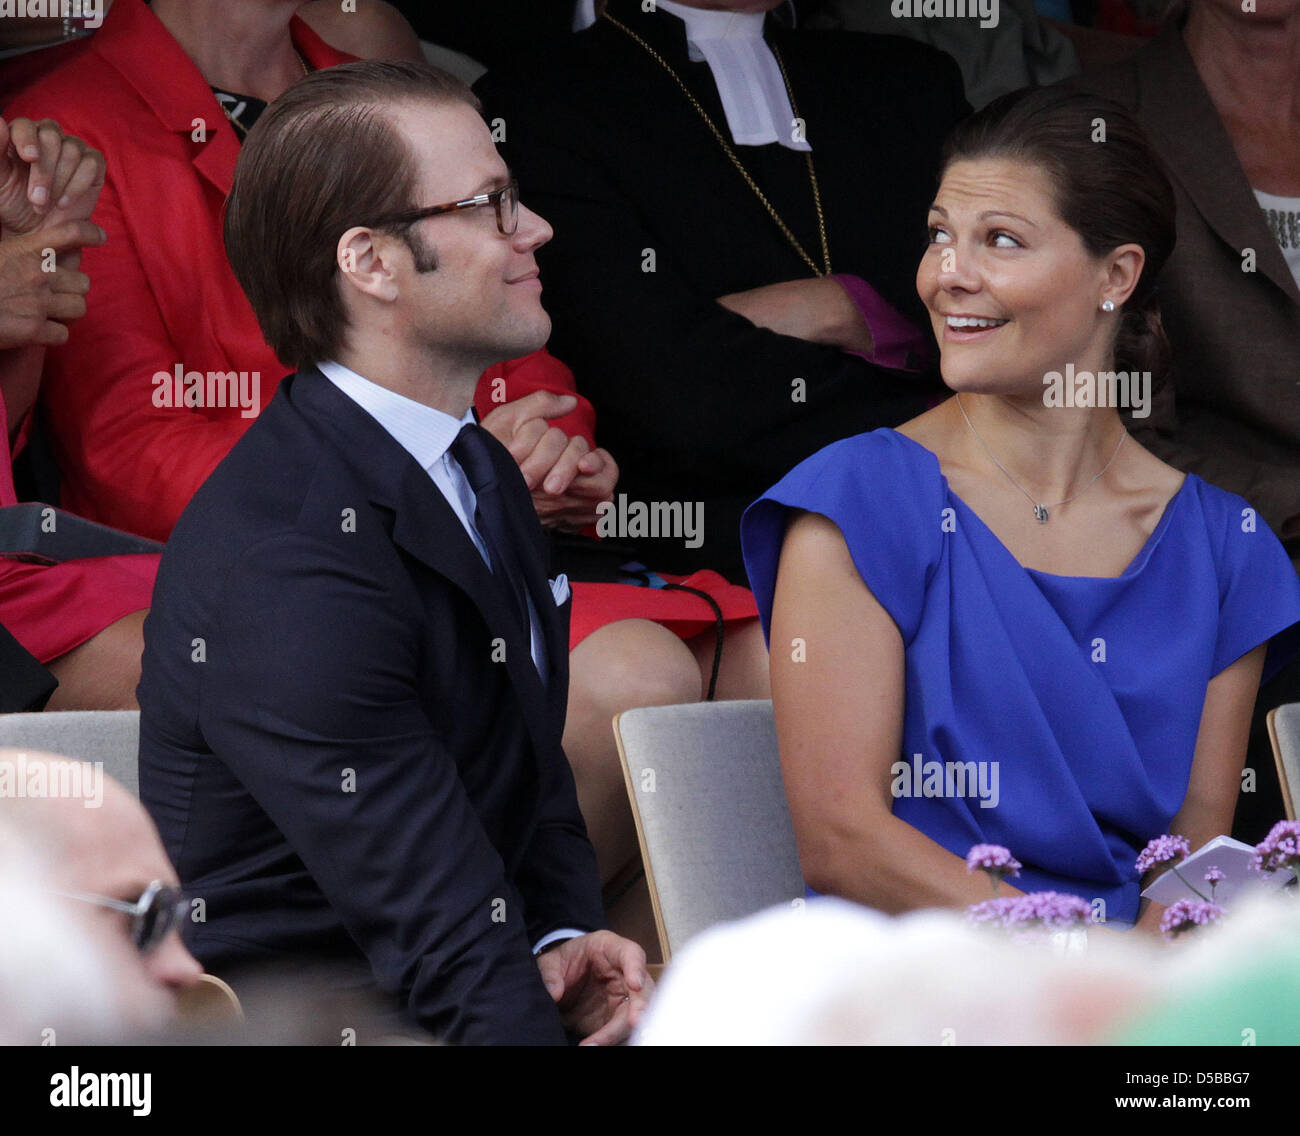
[1141,834,1295,908]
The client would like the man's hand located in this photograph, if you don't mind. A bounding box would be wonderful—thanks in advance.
[479,389,619,530]
[536,930,652,1046]
[0,116,106,236]
[717,276,873,355]
[0,221,104,349]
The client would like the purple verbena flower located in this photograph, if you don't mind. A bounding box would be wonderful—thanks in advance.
[966,844,1023,878]
[966,897,1018,927]
[1005,891,1092,929]
[1251,821,1300,876]
[1159,899,1224,941]
[966,844,1023,896]
[1203,865,1224,899]
[1135,834,1191,873]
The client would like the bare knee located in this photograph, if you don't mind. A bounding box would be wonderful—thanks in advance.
[569,619,702,721]
[44,609,147,711]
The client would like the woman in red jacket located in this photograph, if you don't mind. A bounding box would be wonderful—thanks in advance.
[0,113,155,710]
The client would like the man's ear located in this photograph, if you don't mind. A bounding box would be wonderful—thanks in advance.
[337,226,401,303]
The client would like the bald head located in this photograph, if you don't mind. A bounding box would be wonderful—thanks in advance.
[0,749,203,1033]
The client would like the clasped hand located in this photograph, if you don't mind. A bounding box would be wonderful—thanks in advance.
[0,115,106,350]
[479,389,618,531]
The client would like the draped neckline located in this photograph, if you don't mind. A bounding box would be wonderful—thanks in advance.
[885,428,1193,583]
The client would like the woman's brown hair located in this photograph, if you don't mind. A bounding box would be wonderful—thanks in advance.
[941,86,1177,383]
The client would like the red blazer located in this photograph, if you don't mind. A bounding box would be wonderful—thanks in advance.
[475,350,598,446]
[6,0,354,540]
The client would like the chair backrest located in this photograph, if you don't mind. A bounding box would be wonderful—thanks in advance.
[0,711,141,798]
[1267,703,1300,821]
[612,699,805,961]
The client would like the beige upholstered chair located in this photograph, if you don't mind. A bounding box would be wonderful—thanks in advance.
[613,699,805,961]
[1266,703,1300,821]
[0,710,141,797]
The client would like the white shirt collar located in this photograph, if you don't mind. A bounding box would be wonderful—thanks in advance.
[654,0,810,151]
[656,0,766,44]
[316,359,474,476]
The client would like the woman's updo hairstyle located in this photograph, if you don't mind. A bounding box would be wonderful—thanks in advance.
[940,86,1176,384]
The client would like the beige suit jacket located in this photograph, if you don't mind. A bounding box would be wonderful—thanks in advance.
[1068,26,1300,569]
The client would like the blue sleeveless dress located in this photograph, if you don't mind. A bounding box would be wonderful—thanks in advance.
[741,428,1300,924]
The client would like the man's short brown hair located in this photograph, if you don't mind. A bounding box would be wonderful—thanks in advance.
[224,60,481,372]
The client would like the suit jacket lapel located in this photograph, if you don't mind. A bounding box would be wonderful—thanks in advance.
[389,461,557,743]
[286,369,556,755]
[1137,28,1300,307]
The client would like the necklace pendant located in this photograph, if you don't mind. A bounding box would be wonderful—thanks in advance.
[1033,504,1050,524]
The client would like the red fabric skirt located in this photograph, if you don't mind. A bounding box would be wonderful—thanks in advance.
[569,570,758,651]
[0,553,159,664]
[0,556,754,663]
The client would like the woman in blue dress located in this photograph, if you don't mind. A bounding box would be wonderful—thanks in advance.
[741,87,1300,931]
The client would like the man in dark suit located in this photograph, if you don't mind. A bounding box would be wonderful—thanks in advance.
[137,60,649,1046]
[476,0,970,581]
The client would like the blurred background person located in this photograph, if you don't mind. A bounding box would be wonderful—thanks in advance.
[634,898,1157,1045]
[0,752,204,1043]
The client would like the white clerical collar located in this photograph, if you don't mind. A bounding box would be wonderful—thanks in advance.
[647,1,811,152]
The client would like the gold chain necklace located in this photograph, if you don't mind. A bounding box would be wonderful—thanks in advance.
[216,50,310,140]
[603,11,832,277]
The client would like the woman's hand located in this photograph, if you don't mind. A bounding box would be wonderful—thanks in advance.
[0,221,104,350]
[0,116,105,236]
[479,388,618,530]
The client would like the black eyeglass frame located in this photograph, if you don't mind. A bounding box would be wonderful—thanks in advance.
[370,178,520,237]
[53,879,189,955]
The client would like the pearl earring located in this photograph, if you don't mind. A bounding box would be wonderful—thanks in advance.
[1101,299,1116,312]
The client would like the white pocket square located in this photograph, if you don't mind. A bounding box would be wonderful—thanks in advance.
[549,573,571,605]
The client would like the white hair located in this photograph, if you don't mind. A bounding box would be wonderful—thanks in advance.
[634,897,1162,1046]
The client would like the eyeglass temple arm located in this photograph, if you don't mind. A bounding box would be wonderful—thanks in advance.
[50,888,143,916]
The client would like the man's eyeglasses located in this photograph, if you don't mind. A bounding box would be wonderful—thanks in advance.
[53,880,189,955]
[372,178,519,237]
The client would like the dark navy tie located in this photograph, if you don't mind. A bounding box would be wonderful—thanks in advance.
[449,423,532,636]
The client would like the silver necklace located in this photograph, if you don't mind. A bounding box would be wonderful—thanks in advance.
[955,394,1127,524]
